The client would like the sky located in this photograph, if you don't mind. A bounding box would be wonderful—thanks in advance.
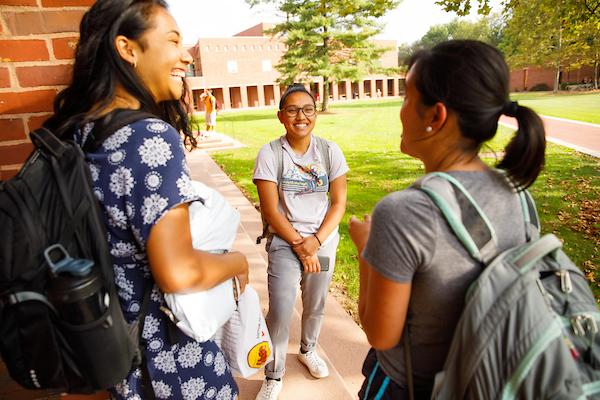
[167,0,501,46]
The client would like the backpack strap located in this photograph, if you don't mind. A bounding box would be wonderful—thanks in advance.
[269,138,284,189]
[82,109,156,153]
[517,189,540,242]
[413,172,498,265]
[314,136,331,181]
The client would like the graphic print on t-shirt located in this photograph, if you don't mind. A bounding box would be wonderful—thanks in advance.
[281,162,329,195]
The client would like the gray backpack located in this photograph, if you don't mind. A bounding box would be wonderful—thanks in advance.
[256,136,330,244]
[412,172,600,400]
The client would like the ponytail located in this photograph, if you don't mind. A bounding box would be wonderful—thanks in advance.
[497,104,546,190]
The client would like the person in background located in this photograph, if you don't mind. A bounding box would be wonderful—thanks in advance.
[349,40,546,399]
[204,89,217,132]
[252,84,349,400]
[44,1,249,398]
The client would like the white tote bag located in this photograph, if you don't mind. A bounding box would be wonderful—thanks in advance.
[214,286,273,378]
[163,180,240,342]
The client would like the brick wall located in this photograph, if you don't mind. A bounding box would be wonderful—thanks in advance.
[0,0,91,181]
[0,4,109,399]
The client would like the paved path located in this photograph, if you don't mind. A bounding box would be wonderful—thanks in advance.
[186,150,370,400]
[499,115,600,158]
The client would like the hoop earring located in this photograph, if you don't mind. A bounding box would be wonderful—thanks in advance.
[425,126,433,133]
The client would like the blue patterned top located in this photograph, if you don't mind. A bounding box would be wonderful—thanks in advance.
[76,117,239,400]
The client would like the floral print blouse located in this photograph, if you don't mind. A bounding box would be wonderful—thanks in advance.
[76,117,238,400]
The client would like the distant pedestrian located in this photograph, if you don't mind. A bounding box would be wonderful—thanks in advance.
[204,89,217,132]
[253,84,349,400]
[349,40,546,399]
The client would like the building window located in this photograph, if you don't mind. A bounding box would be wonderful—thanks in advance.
[223,45,228,52]
[215,45,220,52]
[275,45,279,51]
[267,45,272,51]
[262,59,272,72]
[242,45,246,51]
[204,45,209,52]
[258,45,263,51]
[227,60,238,73]
[233,45,238,51]
[186,63,196,77]
[250,45,255,51]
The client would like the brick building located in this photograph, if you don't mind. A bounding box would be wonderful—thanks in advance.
[510,65,596,92]
[186,23,404,111]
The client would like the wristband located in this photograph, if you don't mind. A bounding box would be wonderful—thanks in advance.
[313,233,322,246]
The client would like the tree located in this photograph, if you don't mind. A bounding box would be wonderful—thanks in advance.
[499,0,600,92]
[398,14,504,66]
[435,0,600,18]
[247,0,400,111]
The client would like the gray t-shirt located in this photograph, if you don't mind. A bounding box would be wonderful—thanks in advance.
[253,135,349,245]
[362,170,526,389]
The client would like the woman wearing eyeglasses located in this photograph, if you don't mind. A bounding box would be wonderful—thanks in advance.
[252,84,349,400]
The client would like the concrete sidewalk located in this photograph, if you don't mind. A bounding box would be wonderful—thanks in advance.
[186,150,370,400]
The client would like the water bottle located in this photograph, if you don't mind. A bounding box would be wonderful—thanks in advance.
[44,244,109,325]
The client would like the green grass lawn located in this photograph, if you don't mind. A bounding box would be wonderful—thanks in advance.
[510,91,600,124]
[200,97,600,307]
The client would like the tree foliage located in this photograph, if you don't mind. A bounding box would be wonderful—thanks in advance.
[247,0,400,111]
[499,0,600,91]
[398,15,503,66]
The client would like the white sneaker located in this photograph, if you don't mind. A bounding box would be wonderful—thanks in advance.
[297,350,329,378]
[255,378,283,400]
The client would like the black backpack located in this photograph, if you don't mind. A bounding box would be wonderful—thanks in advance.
[0,110,154,394]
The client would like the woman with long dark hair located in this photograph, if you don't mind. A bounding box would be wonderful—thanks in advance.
[46,1,249,398]
[349,40,546,399]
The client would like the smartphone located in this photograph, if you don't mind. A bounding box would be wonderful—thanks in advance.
[317,255,330,272]
[297,255,330,272]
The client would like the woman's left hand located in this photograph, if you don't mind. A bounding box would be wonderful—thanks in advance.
[349,215,371,253]
[291,235,320,259]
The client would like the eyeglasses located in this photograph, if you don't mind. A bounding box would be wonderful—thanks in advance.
[282,105,316,117]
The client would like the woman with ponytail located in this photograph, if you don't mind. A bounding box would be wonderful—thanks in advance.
[46,1,248,398]
[349,40,545,399]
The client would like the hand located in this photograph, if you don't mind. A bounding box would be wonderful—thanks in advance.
[349,215,371,253]
[291,235,319,259]
[300,254,321,274]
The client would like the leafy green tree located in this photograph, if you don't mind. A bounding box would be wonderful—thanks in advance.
[247,0,400,111]
[435,0,600,18]
[398,14,504,65]
[499,0,599,91]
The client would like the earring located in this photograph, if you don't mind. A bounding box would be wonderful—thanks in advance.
[131,58,137,69]
[425,126,433,133]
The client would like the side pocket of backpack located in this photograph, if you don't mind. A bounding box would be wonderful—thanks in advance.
[0,298,80,391]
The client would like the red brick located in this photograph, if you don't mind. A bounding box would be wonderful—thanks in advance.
[0,168,19,180]
[0,67,10,88]
[0,0,38,5]
[42,0,95,6]
[0,40,49,62]
[0,142,33,165]
[16,64,73,87]
[52,36,79,60]
[27,115,51,132]
[4,10,85,36]
[0,90,57,114]
[0,118,26,141]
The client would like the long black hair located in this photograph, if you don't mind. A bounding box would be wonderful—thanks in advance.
[408,40,545,189]
[45,0,196,149]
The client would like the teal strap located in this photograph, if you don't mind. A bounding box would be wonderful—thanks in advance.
[578,381,600,399]
[374,376,391,400]
[364,361,380,399]
[501,321,562,400]
[513,234,562,273]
